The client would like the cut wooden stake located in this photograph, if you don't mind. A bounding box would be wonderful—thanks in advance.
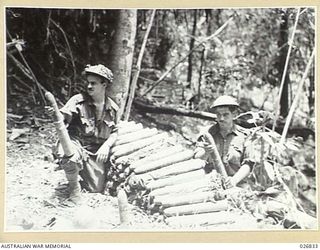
[134,149,194,174]
[164,200,228,217]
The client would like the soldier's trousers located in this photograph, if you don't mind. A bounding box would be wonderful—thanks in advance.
[56,140,107,193]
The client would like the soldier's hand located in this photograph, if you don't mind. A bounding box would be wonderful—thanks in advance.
[224,176,236,189]
[96,144,110,163]
[201,141,214,153]
[194,147,206,158]
[45,106,54,117]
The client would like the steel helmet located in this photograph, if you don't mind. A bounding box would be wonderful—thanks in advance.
[84,64,113,83]
[210,95,239,110]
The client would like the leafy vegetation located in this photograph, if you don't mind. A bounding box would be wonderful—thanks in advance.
[6,7,316,230]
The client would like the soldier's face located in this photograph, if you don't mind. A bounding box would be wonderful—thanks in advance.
[86,75,106,97]
[215,107,235,129]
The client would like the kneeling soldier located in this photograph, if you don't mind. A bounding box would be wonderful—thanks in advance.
[48,64,119,204]
[194,95,254,188]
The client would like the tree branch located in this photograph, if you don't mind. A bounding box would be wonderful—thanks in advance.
[141,16,234,96]
[272,8,300,131]
[7,31,47,104]
[280,48,315,144]
[49,18,76,90]
[7,51,64,107]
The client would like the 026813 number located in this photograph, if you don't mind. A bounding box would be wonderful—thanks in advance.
[300,244,319,248]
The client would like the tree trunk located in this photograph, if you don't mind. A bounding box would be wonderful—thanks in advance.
[187,10,197,85]
[308,64,315,115]
[107,10,137,120]
[279,9,290,118]
[197,47,205,105]
[123,10,156,121]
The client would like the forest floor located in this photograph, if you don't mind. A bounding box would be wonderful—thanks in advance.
[5,94,317,232]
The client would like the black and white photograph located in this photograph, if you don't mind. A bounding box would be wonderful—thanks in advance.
[5,6,317,233]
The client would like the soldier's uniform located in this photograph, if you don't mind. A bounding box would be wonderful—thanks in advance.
[198,123,254,177]
[54,64,118,201]
[56,93,119,193]
[195,95,255,187]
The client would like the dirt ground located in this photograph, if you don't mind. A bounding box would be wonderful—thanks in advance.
[5,98,317,232]
[6,121,175,231]
[5,120,283,232]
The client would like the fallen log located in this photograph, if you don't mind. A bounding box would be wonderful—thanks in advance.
[129,145,184,170]
[111,133,167,158]
[146,169,206,191]
[164,200,229,217]
[114,128,158,146]
[134,99,217,121]
[165,211,236,228]
[136,159,207,185]
[134,149,194,174]
[154,190,222,208]
[117,123,143,136]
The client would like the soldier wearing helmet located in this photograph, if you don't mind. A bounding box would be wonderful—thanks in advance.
[194,95,254,188]
[51,64,119,204]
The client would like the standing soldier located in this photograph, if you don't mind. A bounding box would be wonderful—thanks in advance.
[48,64,119,204]
[194,95,254,188]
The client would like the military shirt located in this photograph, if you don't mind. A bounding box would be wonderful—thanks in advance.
[60,93,119,153]
[198,123,252,176]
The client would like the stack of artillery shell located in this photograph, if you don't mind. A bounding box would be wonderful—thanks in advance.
[130,154,229,225]
[107,121,232,228]
[153,190,225,208]
[127,158,206,190]
[165,211,236,228]
[111,133,167,159]
[163,199,228,217]
[146,169,206,190]
[129,145,185,171]
[105,121,169,195]
[133,149,195,174]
